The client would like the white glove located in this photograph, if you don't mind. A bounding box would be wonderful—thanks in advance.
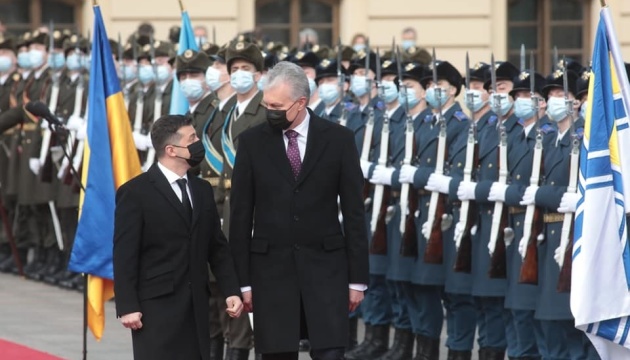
[558,192,580,213]
[360,159,372,179]
[554,245,566,267]
[520,185,539,206]
[399,164,417,184]
[457,181,477,201]
[133,132,153,151]
[441,213,453,231]
[66,115,85,131]
[29,158,41,175]
[76,123,87,140]
[57,162,68,180]
[50,145,64,163]
[488,182,508,202]
[453,222,465,248]
[504,227,515,247]
[518,237,527,259]
[40,119,50,129]
[369,165,395,185]
[421,221,430,239]
[425,173,452,194]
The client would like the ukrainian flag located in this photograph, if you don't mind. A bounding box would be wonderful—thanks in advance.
[168,6,199,115]
[68,5,141,340]
[572,5,630,358]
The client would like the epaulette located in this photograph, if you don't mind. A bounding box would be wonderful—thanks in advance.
[374,100,385,111]
[344,102,357,112]
[540,123,555,134]
[424,114,433,123]
[517,118,525,126]
[453,111,468,122]
[488,115,498,125]
[576,127,584,139]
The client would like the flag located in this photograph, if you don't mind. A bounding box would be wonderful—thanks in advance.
[168,9,199,115]
[68,5,142,340]
[572,6,630,358]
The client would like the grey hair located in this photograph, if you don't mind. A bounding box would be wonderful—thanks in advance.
[299,28,319,44]
[265,61,311,101]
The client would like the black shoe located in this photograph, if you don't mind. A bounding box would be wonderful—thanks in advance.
[346,324,389,360]
[226,348,249,360]
[345,323,373,359]
[483,348,505,360]
[210,336,224,360]
[348,317,359,351]
[299,339,311,352]
[375,328,413,360]
[24,247,47,279]
[447,349,472,360]
[39,249,64,283]
[413,334,440,360]
[0,248,26,273]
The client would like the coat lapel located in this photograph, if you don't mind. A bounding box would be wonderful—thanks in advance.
[188,174,202,229]
[296,112,328,185]
[265,125,295,185]
[148,164,190,226]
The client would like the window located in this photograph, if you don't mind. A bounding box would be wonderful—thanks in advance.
[256,0,339,48]
[0,0,83,36]
[507,0,591,74]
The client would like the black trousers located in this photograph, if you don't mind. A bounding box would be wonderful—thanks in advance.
[261,347,345,360]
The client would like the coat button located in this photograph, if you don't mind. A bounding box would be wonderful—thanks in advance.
[294,188,299,193]
[294,244,300,251]
[294,215,299,221]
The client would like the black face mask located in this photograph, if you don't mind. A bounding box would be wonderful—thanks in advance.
[173,140,205,167]
[267,100,299,131]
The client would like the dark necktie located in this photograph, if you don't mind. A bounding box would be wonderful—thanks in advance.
[285,130,302,179]
[176,178,193,220]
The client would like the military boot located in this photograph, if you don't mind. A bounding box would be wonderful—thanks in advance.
[484,348,505,360]
[0,247,26,273]
[345,323,373,358]
[40,248,64,283]
[348,317,359,351]
[447,349,472,360]
[226,348,249,360]
[24,246,47,278]
[347,324,390,359]
[414,334,440,360]
[375,328,413,360]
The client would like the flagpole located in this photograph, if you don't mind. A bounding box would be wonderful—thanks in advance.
[600,0,607,7]
[178,0,185,12]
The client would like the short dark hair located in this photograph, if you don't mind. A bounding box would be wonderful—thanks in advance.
[150,115,192,159]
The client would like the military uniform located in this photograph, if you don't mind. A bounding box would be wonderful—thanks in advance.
[313,58,349,124]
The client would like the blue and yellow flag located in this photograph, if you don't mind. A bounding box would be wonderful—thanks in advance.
[572,5,630,358]
[68,5,142,340]
[168,8,199,115]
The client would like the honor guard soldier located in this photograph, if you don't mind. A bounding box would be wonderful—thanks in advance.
[290,50,321,113]
[313,58,348,123]
[455,60,520,359]
[575,66,591,128]
[258,50,279,91]
[221,39,267,360]
[120,41,139,108]
[129,39,158,162]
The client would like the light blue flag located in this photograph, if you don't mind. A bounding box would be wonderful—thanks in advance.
[169,10,199,115]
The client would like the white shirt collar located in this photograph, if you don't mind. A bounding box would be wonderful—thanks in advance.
[308,98,322,111]
[386,104,400,119]
[34,65,48,80]
[283,111,310,138]
[219,93,235,111]
[157,161,188,185]
[237,91,259,118]
[0,73,9,85]
[524,122,536,137]
[556,128,569,146]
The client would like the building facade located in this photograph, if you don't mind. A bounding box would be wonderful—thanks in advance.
[1,0,629,73]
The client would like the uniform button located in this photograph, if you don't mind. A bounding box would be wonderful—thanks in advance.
[427,158,432,163]
[551,181,555,185]
[294,215,299,221]
[488,163,493,168]
[516,221,521,226]
[487,210,492,215]
[516,174,521,180]
[551,230,555,235]
[457,162,462,168]
[425,202,430,207]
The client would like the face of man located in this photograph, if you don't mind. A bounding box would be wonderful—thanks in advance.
[164,125,199,164]
[263,81,307,126]
[230,59,261,81]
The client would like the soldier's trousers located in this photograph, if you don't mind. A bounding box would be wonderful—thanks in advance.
[387,281,411,330]
[58,207,78,266]
[539,319,600,360]
[474,296,508,350]
[18,204,55,249]
[401,282,443,339]
[208,279,224,339]
[443,292,476,351]
[503,309,543,358]
[219,298,254,349]
[362,274,392,326]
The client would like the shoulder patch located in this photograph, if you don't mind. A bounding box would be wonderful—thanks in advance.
[488,115,498,125]
[453,111,468,122]
[344,102,357,112]
[374,101,385,111]
[424,114,433,123]
[576,127,584,139]
[540,123,555,134]
[517,118,525,126]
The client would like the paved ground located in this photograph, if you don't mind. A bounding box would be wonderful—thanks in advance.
[0,272,480,359]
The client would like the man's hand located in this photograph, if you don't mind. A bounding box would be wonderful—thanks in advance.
[349,289,364,312]
[242,290,253,312]
[226,296,244,318]
[120,312,143,331]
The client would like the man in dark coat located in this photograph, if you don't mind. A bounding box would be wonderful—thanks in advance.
[229,61,369,360]
[113,114,243,360]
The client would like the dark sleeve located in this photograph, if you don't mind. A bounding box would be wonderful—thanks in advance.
[505,183,526,207]
[475,180,493,204]
[536,185,566,211]
[0,107,23,134]
[339,129,369,285]
[113,183,143,317]
[206,184,240,298]
[229,132,255,288]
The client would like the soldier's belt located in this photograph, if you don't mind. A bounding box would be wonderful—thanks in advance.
[203,177,220,187]
[543,212,564,223]
[508,206,526,215]
[224,179,232,190]
[21,123,38,131]
[4,124,20,135]
[418,189,431,196]
[391,191,400,199]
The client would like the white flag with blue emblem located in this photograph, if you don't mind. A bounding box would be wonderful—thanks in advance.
[572,5,630,359]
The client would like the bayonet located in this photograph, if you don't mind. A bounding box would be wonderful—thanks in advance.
[520,44,526,72]
[212,26,216,44]
[336,37,348,127]
[375,47,382,97]
[553,46,559,71]
[149,33,157,78]
[365,38,371,98]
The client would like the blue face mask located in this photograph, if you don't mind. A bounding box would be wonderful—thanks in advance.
[425,86,450,109]
[156,65,171,85]
[546,96,567,123]
[308,77,317,98]
[195,36,206,46]
[82,55,91,71]
[464,89,486,112]
[0,56,13,73]
[48,52,65,70]
[580,100,588,119]
[514,97,536,120]
[29,49,45,69]
[17,52,31,69]
[318,83,340,105]
[121,64,136,82]
[353,44,366,52]
[381,81,399,104]
[489,93,513,117]
[230,70,255,94]
[138,65,155,85]
[206,66,225,91]
[350,75,369,97]
[402,40,415,50]
[398,88,420,109]
[180,78,205,101]
[66,54,82,71]
[257,74,267,91]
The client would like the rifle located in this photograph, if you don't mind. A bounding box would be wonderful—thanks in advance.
[519,51,542,285]
[360,39,375,207]
[424,48,446,264]
[38,20,59,183]
[336,38,348,127]
[143,35,160,172]
[454,52,477,272]
[132,38,144,134]
[488,53,507,278]
[557,58,579,293]
[118,33,129,108]
[396,46,418,258]
[369,49,389,256]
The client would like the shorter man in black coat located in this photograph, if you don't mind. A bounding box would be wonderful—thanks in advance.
[113,114,243,360]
